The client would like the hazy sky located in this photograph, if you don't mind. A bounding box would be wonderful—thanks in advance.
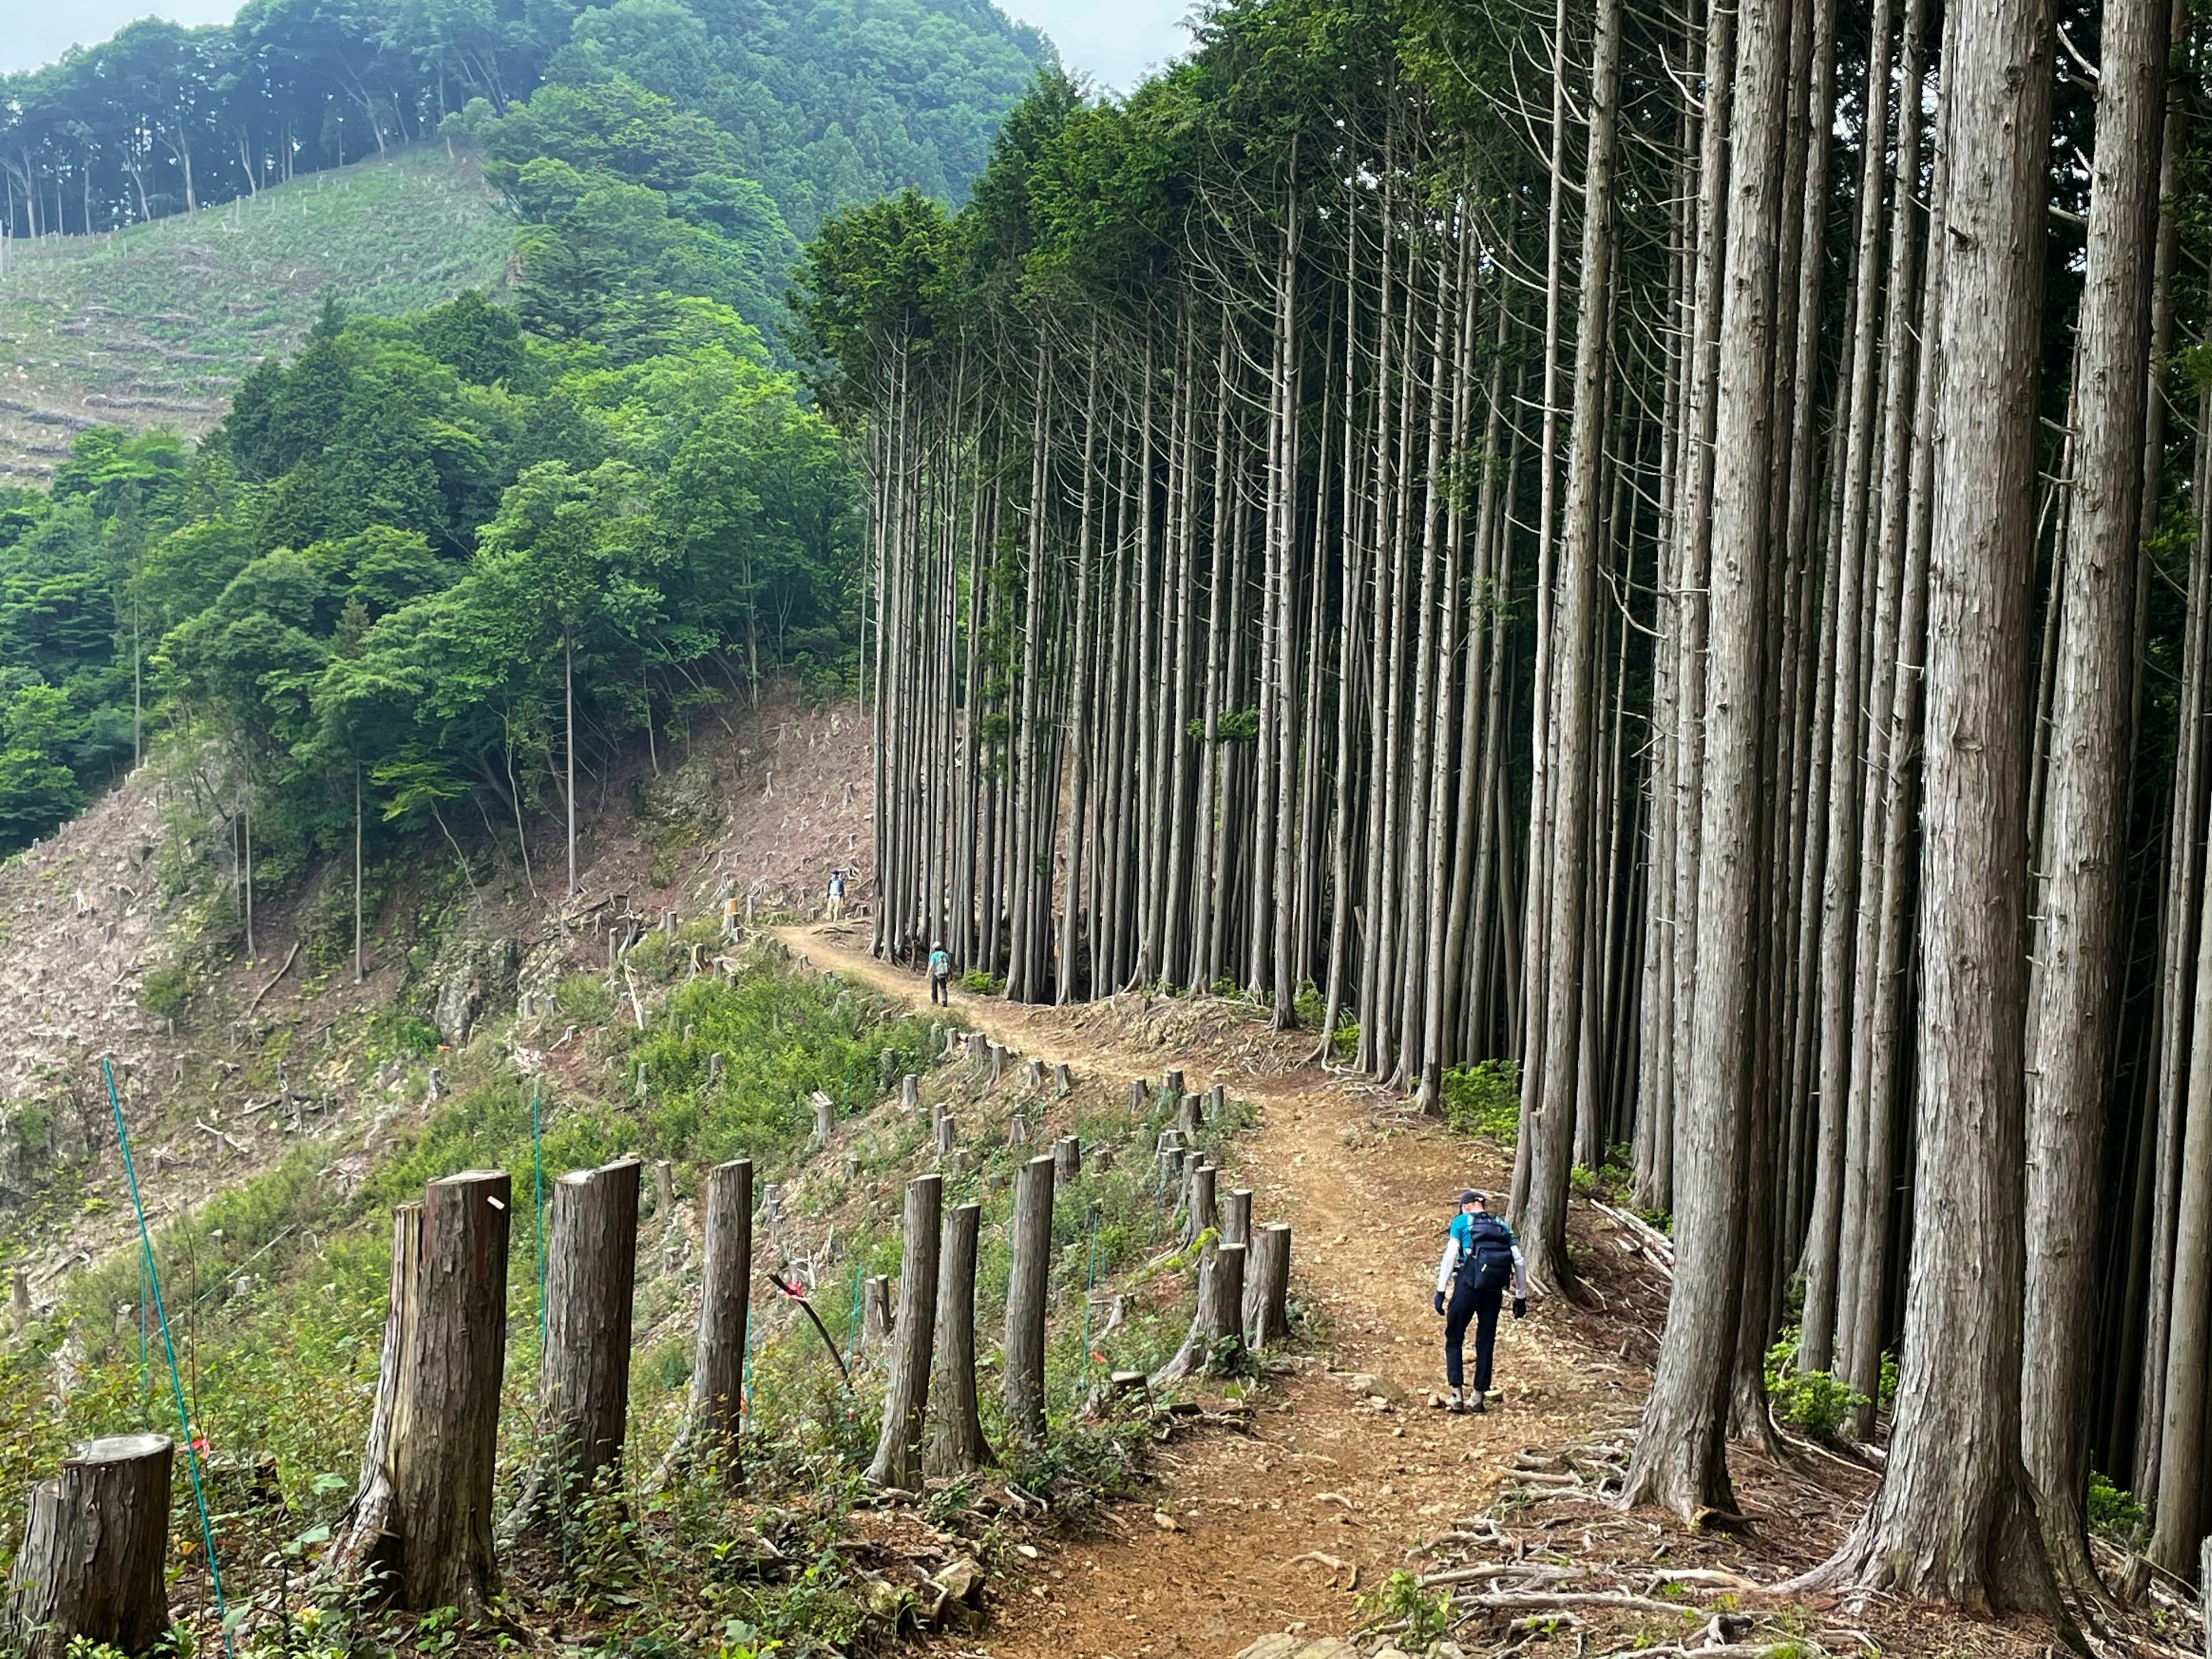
[0,1,1196,89]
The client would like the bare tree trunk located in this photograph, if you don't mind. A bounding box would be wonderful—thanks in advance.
[1622,0,1792,1521]
[1521,0,1625,1300]
[2020,0,2166,1592]
[1800,0,2062,1610]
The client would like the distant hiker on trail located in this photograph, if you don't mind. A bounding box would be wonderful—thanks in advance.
[928,941,952,1005]
[1433,1189,1525,1414]
[826,868,847,922]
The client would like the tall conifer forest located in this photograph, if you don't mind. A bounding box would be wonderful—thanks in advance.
[794,0,2212,1608]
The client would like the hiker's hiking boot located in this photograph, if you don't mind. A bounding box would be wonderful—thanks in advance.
[1471,1389,1487,1414]
[1446,1396,1466,1415]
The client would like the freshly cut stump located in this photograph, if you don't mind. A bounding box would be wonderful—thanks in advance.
[6,1434,172,1659]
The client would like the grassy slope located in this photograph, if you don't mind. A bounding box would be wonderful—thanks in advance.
[0,145,513,486]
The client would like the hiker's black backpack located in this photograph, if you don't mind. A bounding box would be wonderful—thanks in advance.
[1455,1213,1516,1294]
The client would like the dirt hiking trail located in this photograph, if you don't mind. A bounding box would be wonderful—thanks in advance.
[774,924,1645,1659]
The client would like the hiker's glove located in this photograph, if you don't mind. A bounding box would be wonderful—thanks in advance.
[1433,1291,1445,1317]
[1513,1297,1527,1320]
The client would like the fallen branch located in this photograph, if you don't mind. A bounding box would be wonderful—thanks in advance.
[245,939,301,1013]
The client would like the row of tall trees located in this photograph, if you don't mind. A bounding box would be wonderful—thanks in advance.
[0,0,1048,246]
[806,0,2212,1614]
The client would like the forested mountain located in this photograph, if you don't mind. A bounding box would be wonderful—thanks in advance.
[1,0,1049,242]
[0,0,1052,886]
[0,147,514,485]
[802,0,2212,1620]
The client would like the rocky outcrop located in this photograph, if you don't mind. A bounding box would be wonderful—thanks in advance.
[433,936,520,1048]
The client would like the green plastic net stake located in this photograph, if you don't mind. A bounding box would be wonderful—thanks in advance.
[103,1056,231,1657]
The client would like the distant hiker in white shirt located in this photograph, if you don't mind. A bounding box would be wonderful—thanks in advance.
[1433,1189,1527,1414]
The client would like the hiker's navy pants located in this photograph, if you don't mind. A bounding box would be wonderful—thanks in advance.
[1444,1278,1503,1393]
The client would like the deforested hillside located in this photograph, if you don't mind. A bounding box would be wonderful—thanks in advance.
[0,148,513,486]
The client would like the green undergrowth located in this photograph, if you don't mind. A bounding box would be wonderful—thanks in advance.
[1440,1058,1521,1143]
[0,937,1284,1656]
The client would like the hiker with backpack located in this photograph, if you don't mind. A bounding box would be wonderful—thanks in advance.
[1433,1189,1526,1414]
[928,941,952,1005]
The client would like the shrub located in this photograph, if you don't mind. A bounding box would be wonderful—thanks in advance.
[141,961,192,1020]
[2087,1472,2145,1544]
[1441,1059,1521,1143]
[557,971,616,1027]
[960,969,1003,995]
[1762,1328,1868,1439]
[1359,1569,1453,1647]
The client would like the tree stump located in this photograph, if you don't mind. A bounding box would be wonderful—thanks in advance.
[868,1175,944,1488]
[1159,1068,1184,1109]
[1207,1083,1226,1121]
[1155,1132,1184,1193]
[967,1032,989,1076]
[843,1152,863,1183]
[333,1171,510,1615]
[1004,1154,1056,1444]
[902,1073,920,1112]
[935,1110,958,1157]
[1246,1223,1291,1349]
[673,1158,751,1482]
[5,1434,172,1659]
[1126,1078,1147,1116]
[535,1158,643,1508]
[1152,1242,1245,1385]
[1025,1058,1045,1093]
[813,1096,836,1147]
[707,1051,724,1084]
[1052,1062,1073,1097]
[925,1202,991,1476]
[986,1043,1007,1089]
[651,1159,676,1218]
[1223,1187,1253,1250]
[1177,1093,1203,1142]
[1180,1163,1217,1246]
[1009,1110,1030,1147]
[862,1274,893,1352]
[1053,1134,1082,1186]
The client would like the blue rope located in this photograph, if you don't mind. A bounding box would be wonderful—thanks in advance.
[103,1056,230,1654]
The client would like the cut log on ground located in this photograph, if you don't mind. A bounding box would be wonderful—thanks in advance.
[925,1202,992,1476]
[332,1171,510,1615]
[866,1173,943,1488]
[5,1433,172,1659]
